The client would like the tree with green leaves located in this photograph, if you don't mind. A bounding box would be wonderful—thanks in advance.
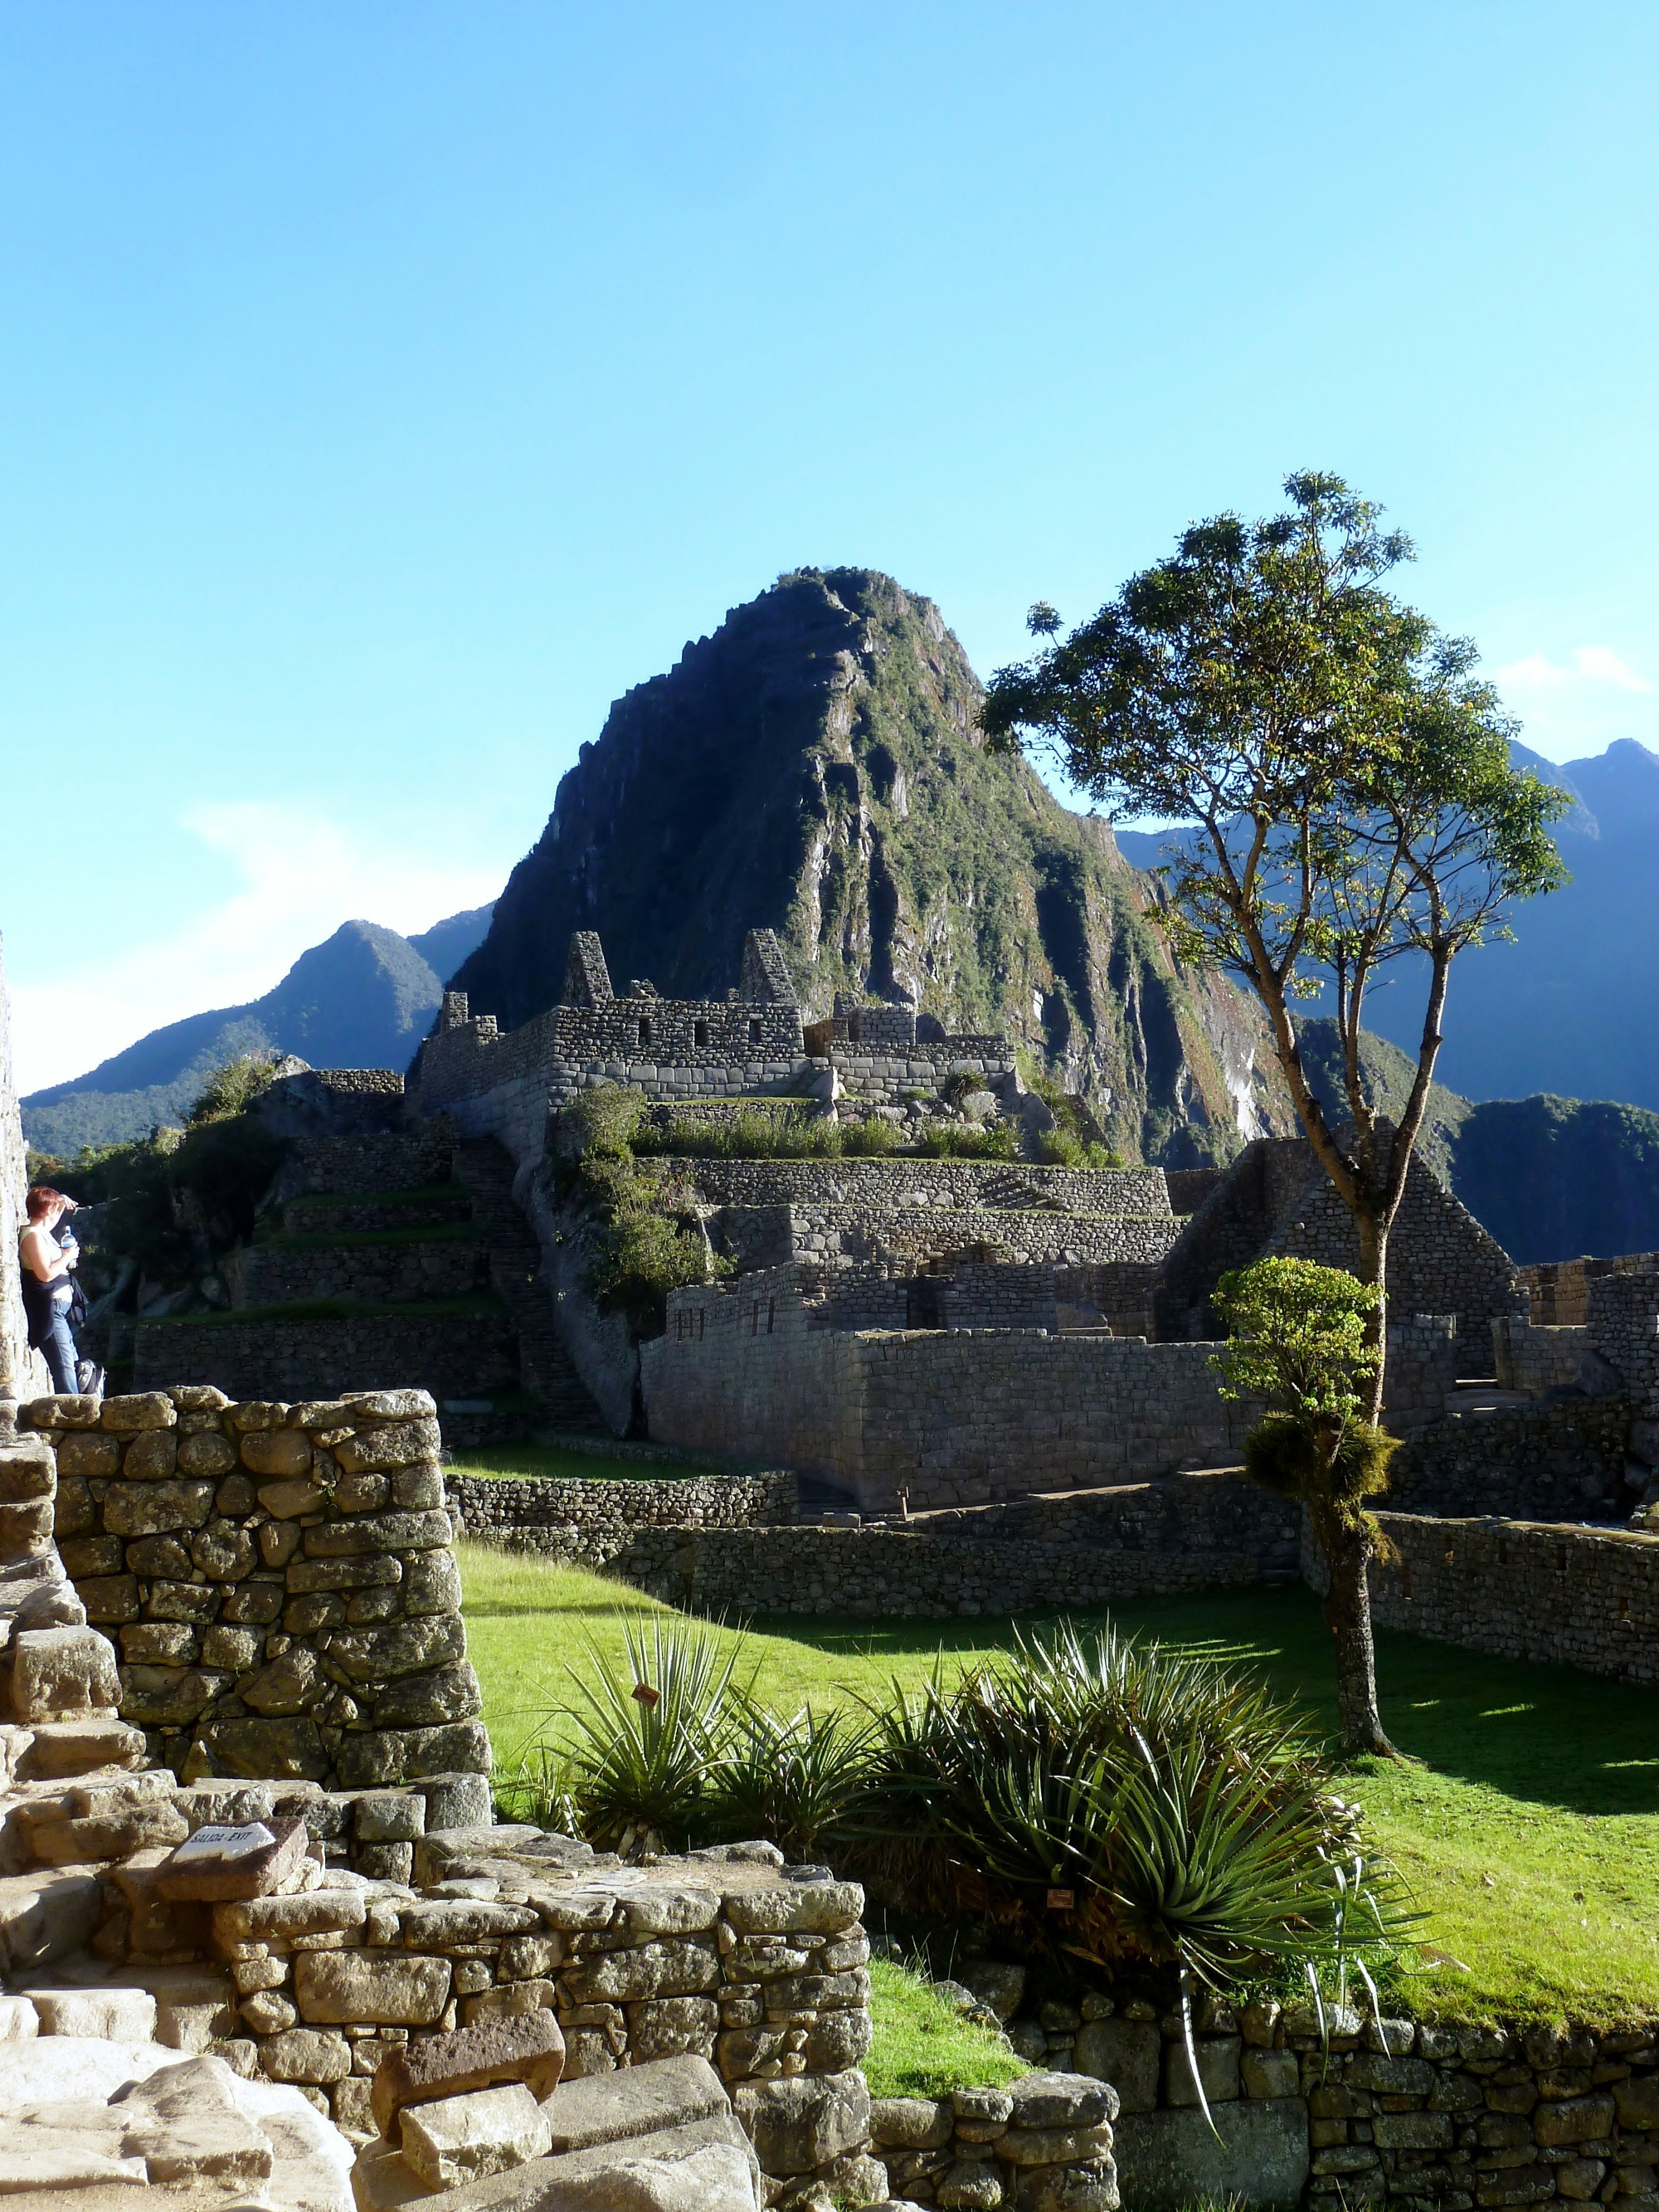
[1213,1257,1400,1751]
[982,471,1568,1752]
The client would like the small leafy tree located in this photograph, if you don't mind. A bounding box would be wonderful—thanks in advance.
[983,473,1567,1753]
[1213,1257,1400,1752]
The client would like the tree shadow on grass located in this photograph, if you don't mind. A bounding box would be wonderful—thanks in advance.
[746,1582,1659,1820]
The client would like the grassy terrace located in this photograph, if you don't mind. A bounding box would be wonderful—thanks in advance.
[449,1444,739,1484]
[458,1543,1659,2029]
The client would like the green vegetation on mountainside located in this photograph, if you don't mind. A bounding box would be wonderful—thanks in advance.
[1295,1015,1659,1260]
[460,1548,1659,2027]
[454,568,1286,1166]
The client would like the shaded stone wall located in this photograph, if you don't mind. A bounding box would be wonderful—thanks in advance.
[718,1202,1185,1272]
[1492,1318,1592,1397]
[1387,1401,1634,1523]
[132,1312,518,1401]
[222,1234,489,1308]
[677,1158,1176,1215]
[23,1385,490,1789]
[1306,1512,1659,1686]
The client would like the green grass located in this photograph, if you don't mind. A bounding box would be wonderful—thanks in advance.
[450,1444,720,1484]
[458,1545,1659,2029]
[863,1959,1029,2098]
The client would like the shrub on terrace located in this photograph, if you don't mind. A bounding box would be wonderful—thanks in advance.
[512,1610,1406,2039]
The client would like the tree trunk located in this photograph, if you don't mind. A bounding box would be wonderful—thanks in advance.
[1354,1208,1389,1428]
[1309,1499,1395,1758]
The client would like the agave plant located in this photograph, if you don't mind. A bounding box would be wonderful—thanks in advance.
[557,1614,747,1855]
[853,1620,1410,2054]
[707,1698,876,1859]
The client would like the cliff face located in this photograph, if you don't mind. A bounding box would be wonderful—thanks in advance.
[454,568,1291,1165]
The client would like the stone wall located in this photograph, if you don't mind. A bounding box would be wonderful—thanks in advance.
[1523,1253,1659,1328]
[0,933,43,1401]
[1587,1269,1659,1414]
[450,1469,800,1547]
[23,1385,491,1789]
[1310,1512,1659,1686]
[677,1157,1176,1216]
[713,1202,1184,1275]
[280,1122,455,1201]
[502,1473,1299,1615]
[645,1275,1253,1511]
[132,1310,518,1401]
[1387,1401,1635,1523]
[980,1983,1659,2212]
[222,1233,489,1308]
[869,2075,1117,2211]
[1492,1318,1592,1398]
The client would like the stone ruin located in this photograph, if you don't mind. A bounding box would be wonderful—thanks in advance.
[0,1379,1126,2211]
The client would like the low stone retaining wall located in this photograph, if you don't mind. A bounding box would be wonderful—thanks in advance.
[451,1469,799,1544]
[985,1984,1659,2211]
[132,1308,516,1401]
[679,1158,1175,1214]
[1333,1512,1659,1687]
[25,1385,490,1789]
[493,1510,1288,1618]
[870,2074,1117,2210]
[732,1202,1185,1271]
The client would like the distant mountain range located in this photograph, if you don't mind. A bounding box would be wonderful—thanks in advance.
[1118,736,1659,1112]
[22,904,494,1155]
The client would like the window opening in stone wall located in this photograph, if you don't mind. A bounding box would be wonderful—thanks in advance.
[767,1298,776,1334]
[751,1301,760,1336]
[639,1018,651,1049]
[748,1017,761,1046]
[693,1020,708,1048]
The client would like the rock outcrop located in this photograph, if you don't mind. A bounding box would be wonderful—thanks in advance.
[452,568,1291,1166]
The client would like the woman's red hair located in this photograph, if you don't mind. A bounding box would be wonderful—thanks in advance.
[25,1187,66,1222]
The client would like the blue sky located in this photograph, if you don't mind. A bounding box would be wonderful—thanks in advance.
[6,2,1659,1090]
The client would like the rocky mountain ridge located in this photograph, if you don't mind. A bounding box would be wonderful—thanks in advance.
[452,568,1291,1167]
[23,905,494,1154]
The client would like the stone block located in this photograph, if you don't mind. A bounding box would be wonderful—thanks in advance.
[1241,2048,1300,2099]
[124,1533,192,1576]
[28,1985,158,2039]
[214,1885,367,1946]
[10,1624,120,1721]
[0,1869,103,1975]
[1535,2093,1616,2146]
[241,1648,322,1716]
[1618,2078,1659,2129]
[155,1815,309,1901]
[1373,2110,1454,2149]
[803,2006,873,2071]
[334,1418,441,1473]
[287,1554,403,1592]
[733,2068,871,2176]
[178,1430,237,1477]
[565,1937,721,2005]
[1165,2036,1240,2107]
[351,1790,425,1842]
[0,1449,52,1501]
[375,1662,484,1729]
[401,2081,554,2190]
[221,1579,285,1625]
[194,1713,331,1780]
[403,1550,464,1616]
[1112,2099,1310,2209]
[191,1520,257,1581]
[148,1581,223,1624]
[51,1475,95,1537]
[24,1797,188,1864]
[871,2098,954,2151]
[121,1616,197,1665]
[0,1498,56,1557]
[120,1664,229,1726]
[304,1508,452,1557]
[78,1574,141,1624]
[374,2010,567,2136]
[200,1624,263,1670]
[938,2160,1005,2208]
[335,1720,492,1787]
[102,1391,177,1429]
[723,1878,864,1937]
[294,1949,452,2025]
[542,2052,728,2154]
[1014,2161,1119,2212]
[260,1479,327,1519]
[630,1996,720,2060]
[241,1430,314,1478]
[260,2025,352,2083]
[56,1430,120,1478]
[103,1479,216,1537]
[1010,2075,1118,2131]
[123,1428,179,1479]
[962,1960,1028,2023]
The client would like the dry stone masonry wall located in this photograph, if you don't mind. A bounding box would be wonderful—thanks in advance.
[24,1386,490,1793]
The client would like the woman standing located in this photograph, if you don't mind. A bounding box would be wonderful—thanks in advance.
[19,1186,98,1397]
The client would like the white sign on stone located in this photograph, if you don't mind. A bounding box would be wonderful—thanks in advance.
[169,1822,277,1864]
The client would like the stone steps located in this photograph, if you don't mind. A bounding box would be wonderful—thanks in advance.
[451,1140,606,1434]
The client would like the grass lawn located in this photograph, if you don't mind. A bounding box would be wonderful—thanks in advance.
[457,1542,1659,2029]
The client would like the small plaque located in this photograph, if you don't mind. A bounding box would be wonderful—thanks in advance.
[1046,1888,1075,1911]
[155,1815,308,1902]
